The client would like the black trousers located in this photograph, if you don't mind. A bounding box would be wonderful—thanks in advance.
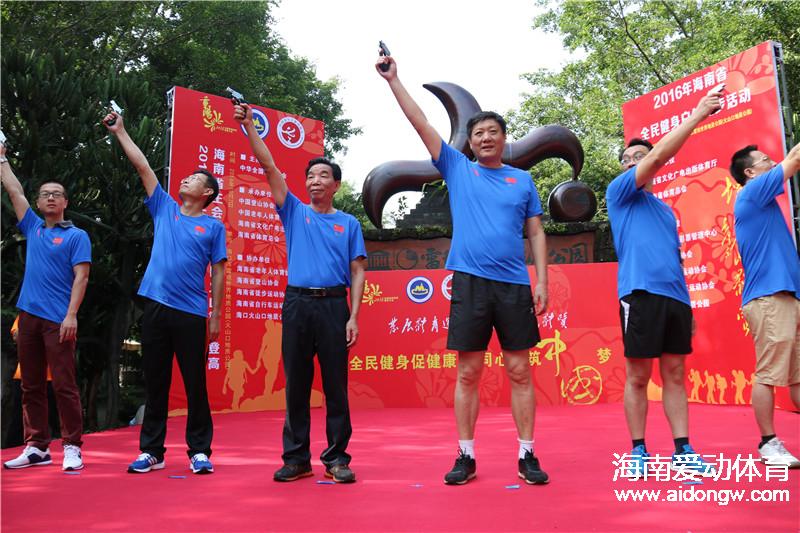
[139,299,213,459]
[281,291,352,466]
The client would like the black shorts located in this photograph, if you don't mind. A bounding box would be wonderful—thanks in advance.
[619,290,692,358]
[447,271,541,352]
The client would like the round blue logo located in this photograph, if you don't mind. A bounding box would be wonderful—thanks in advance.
[240,108,270,139]
[406,276,433,304]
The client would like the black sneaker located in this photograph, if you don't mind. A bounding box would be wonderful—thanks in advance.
[273,462,313,482]
[518,451,549,485]
[325,464,356,483]
[444,450,476,485]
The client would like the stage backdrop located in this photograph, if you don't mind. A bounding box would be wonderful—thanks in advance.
[621,41,794,408]
[164,86,324,414]
[348,264,628,408]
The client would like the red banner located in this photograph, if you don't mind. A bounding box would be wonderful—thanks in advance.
[621,41,793,408]
[164,87,324,413]
[349,264,625,407]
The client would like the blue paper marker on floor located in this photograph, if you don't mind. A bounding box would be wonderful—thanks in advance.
[317,480,336,485]
[168,475,186,479]
[410,484,424,488]
[64,471,81,475]
[505,484,521,489]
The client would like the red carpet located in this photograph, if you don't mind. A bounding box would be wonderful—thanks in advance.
[2,404,798,532]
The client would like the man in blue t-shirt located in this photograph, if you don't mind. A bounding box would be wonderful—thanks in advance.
[105,111,227,475]
[607,89,722,477]
[730,142,800,468]
[1,142,90,472]
[377,53,550,485]
[233,102,366,484]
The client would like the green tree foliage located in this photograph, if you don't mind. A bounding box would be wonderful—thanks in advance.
[0,1,358,437]
[333,180,408,229]
[510,0,800,220]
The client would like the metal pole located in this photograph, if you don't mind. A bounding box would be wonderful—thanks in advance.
[773,41,800,244]
[162,86,175,189]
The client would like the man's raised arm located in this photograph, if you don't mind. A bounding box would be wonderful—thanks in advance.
[635,89,723,189]
[103,112,158,197]
[0,142,31,221]
[375,54,443,161]
[781,142,800,179]
[233,103,288,208]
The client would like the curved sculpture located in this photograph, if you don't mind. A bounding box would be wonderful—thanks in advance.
[363,82,588,227]
[422,82,481,155]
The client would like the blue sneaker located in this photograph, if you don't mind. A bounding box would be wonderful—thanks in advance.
[627,444,650,479]
[127,453,165,473]
[671,444,714,476]
[190,453,214,475]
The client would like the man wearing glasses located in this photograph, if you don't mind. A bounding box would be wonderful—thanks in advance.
[730,143,800,468]
[607,89,722,477]
[1,141,90,471]
[104,111,226,475]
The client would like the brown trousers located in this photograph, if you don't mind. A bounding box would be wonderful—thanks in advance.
[17,311,83,448]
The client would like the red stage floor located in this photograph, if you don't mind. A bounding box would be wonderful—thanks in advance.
[2,404,798,532]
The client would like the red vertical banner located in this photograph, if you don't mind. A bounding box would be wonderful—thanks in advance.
[621,41,793,408]
[165,87,324,413]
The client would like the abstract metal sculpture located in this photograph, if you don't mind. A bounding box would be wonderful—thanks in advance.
[362,82,594,227]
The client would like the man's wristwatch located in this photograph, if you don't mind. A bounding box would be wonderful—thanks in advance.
[0,157,7,164]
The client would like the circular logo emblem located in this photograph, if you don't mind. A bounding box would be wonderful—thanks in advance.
[441,273,453,301]
[406,276,433,304]
[240,108,270,139]
[562,365,603,406]
[277,117,305,149]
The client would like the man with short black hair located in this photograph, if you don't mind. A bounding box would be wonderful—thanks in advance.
[104,110,226,475]
[730,142,800,468]
[234,102,366,484]
[607,89,722,477]
[377,53,550,486]
[1,142,90,471]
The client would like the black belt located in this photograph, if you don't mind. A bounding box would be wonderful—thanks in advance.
[287,285,347,298]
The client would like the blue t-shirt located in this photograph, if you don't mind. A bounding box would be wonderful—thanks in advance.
[606,167,690,305]
[16,209,92,324]
[734,164,800,305]
[138,184,227,317]
[433,141,543,285]
[277,190,366,288]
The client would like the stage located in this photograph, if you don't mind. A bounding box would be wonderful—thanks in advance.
[2,404,798,532]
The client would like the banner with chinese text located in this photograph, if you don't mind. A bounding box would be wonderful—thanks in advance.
[165,86,324,413]
[621,41,793,408]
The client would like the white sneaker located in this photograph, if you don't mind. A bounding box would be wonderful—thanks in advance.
[759,437,800,469]
[3,445,52,469]
[62,444,84,471]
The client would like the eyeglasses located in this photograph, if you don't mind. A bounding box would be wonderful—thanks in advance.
[38,191,65,199]
[621,152,647,165]
[747,155,771,168]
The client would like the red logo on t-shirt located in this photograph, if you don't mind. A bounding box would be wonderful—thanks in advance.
[52,237,63,245]
[472,169,479,176]
[333,224,344,233]
[195,225,206,234]
[505,177,517,184]
[305,216,311,224]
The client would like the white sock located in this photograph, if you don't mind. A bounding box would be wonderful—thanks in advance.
[518,438,534,459]
[458,439,475,458]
